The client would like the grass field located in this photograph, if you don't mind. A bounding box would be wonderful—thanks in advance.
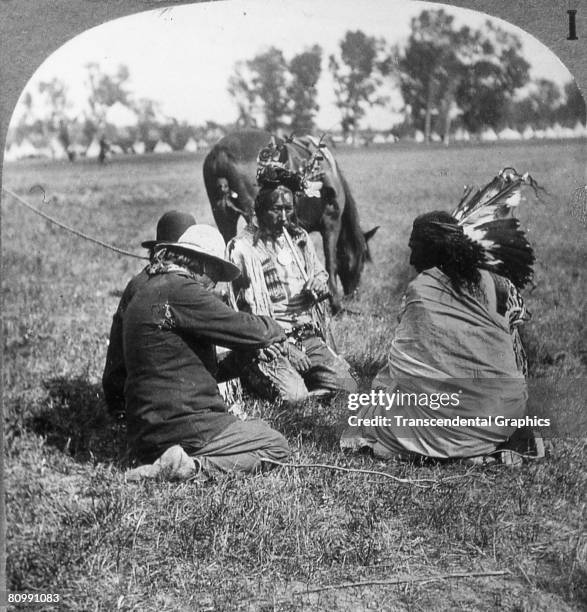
[3,141,587,610]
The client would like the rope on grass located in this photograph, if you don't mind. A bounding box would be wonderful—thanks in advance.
[291,570,511,596]
[260,458,461,487]
[2,186,148,260]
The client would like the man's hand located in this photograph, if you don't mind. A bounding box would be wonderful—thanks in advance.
[256,340,288,362]
[287,343,312,374]
[303,276,329,302]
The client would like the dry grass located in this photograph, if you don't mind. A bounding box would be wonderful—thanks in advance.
[3,141,586,610]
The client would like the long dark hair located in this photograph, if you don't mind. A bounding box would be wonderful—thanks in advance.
[150,246,204,277]
[410,211,486,293]
[253,185,304,244]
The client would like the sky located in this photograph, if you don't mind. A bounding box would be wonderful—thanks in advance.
[11,0,576,132]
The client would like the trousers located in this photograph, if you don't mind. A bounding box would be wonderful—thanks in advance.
[190,418,289,475]
[242,333,357,405]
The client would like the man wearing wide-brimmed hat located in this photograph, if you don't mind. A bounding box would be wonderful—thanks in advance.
[103,210,197,418]
[120,223,289,481]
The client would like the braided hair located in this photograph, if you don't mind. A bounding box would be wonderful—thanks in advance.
[410,211,486,293]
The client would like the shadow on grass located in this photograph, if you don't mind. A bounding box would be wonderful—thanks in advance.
[27,377,347,461]
[25,376,349,464]
[26,376,126,465]
[260,358,390,452]
[244,393,346,454]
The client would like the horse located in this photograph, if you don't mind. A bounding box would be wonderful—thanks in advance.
[203,129,378,311]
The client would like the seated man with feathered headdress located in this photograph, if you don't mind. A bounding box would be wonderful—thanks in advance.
[341,169,544,464]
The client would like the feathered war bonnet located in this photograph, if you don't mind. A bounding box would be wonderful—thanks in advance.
[414,168,540,288]
[450,168,541,288]
[409,211,487,290]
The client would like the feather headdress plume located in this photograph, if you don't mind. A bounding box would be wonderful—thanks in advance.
[255,134,328,197]
[451,167,540,288]
[256,138,305,193]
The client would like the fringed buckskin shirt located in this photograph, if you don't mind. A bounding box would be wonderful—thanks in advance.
[122,265,285,464]
[226,224,328,333]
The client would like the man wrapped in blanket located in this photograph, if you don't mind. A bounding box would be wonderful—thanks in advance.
[342,169,544,464]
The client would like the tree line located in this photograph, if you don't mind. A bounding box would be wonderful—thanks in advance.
[229,9,586,143]
[11,62,216,158]
[9,7,586,158]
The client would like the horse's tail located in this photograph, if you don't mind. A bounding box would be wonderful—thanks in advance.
[202,146,222,206]
[203,145,257,219]
[203,146,235,204]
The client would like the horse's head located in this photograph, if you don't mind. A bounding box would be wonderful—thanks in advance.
[338,226,379,295]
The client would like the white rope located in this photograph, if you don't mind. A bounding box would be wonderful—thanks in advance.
[2,186,148,260]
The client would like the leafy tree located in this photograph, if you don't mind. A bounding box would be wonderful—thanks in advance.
[228,63,258,128]
[19,91,34,125]
[201,120,227,142]
[456,22,530,133]
[329,31,386,143]
[38,78,69,116]
[81,117,98,149]
[26,78,74,157]
[394,9,530,141]
[250,48,289,131]
[160,119,193,151]
[56,120,72,156]
[394,11,464,143]
[134,98,162,153]
[10,92,39,153]
[556,80,586,126]
[503,79,562,130]
[228,45,322,134]
[287,45,322,134]
[85,62,132,127]
[228,47,289,132]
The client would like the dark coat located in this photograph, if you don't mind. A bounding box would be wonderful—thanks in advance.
[102,267,150,417]
[122,269,284,463]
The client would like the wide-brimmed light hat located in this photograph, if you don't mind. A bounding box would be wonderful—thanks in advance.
[141,210,196,249]
[158,224,241,281]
